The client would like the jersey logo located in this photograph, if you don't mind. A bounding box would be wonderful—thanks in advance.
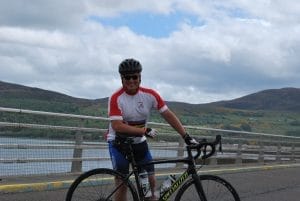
[138,101,144,109]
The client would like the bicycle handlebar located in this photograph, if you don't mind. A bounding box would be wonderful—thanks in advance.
[122,134,222,161]
[187,135,222,160]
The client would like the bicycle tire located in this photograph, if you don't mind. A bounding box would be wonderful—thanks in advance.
[66,168,139,201]
[175,174,240,201]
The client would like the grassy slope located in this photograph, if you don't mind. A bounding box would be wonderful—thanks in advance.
[0,81,299,137]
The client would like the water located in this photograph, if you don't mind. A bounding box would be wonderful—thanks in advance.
[0,137,177,176]
[0,137,110,176]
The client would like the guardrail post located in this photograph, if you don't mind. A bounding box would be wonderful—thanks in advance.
[258,143,264,164]
[176,138,184,168]
[209,151,218,165]
[71,131,83,173]
[235,142,242,164]
[291,144,295,162]
[276,143,282,163]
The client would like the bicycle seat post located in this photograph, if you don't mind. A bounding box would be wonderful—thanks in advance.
[124,137,142,178]
[124,138,136,165]
[124,137,148,200]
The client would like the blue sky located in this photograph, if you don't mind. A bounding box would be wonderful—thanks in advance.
[0,0,299,104]
[89,11,201,38]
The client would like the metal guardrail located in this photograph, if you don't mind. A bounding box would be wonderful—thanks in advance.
[0,107,109,120]
[0,106,300,177]
[1,106,300,139]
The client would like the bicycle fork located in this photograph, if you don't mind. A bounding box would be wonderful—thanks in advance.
[191,171,208,201]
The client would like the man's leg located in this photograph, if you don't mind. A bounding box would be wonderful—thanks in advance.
[109,142,129,201]
[148,173,157,200]
[115,176,128,201]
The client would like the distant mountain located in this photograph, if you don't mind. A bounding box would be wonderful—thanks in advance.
[0,80,92,104]
[0,80,100,114]
[209,88,300,111]
[1,80,300,137]
[0,80,299,112]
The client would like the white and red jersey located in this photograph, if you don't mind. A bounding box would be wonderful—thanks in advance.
[107,86,168,143]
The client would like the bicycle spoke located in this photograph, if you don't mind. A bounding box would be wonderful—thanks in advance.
[66,169,137,201]
[175,175,240,201]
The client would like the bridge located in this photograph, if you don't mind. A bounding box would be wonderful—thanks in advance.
[0,106,299,200]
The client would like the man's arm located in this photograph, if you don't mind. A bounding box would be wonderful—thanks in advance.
[161,109,198,145]
[160,109,186,138]
[111,120,146,136]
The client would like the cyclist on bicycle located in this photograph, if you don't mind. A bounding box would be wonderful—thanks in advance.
[107,58,197,201]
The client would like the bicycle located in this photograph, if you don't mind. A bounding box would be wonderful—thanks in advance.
[66,135,240,201]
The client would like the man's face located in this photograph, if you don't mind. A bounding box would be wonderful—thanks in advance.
[121,73,141,94]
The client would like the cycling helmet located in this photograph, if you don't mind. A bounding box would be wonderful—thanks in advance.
[118,58,142,75]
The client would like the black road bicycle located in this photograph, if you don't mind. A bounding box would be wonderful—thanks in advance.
[66,135,240,201]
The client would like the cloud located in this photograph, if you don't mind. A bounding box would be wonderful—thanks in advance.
[0,0,88,29]
[0,0,299,104]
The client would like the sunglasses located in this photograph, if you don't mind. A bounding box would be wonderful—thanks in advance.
[122,75,139,80]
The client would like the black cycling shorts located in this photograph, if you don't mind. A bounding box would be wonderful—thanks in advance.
[108,140,155,175]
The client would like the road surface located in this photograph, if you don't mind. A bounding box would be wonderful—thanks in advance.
[1,164,299,201]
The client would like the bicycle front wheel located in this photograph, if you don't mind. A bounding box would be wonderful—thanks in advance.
[175,174,240,201]
[66,168,138,201]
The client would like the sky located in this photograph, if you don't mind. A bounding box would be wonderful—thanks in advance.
[0,0,299,104]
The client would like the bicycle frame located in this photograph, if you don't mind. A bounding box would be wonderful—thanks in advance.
[159,169,189,201]
[65,135,238,201]
[124,141,208,201]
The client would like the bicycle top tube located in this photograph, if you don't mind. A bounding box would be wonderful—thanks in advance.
[124,135,222,169]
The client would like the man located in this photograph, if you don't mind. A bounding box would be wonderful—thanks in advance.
[107,58,197,201]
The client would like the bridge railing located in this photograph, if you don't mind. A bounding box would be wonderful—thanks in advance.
[0,106,299,177]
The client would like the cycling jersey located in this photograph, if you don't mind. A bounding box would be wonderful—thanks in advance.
[107,86,168,143]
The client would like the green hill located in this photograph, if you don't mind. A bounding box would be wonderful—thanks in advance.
[0,80,299,137]
[209,88,300,111]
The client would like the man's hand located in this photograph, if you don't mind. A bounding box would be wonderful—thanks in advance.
[183,133,198,145]
[145,128,158,138]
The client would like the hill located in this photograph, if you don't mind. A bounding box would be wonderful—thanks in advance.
[0,80,299,137]
[0,80,103,115]
[0,80,97,105]
[1,80,299,112]
[209,88,300,111]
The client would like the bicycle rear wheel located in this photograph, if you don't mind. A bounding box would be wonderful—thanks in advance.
[66,168,138,201]
[175,174,240,201]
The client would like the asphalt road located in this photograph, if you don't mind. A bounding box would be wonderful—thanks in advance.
[1,164,299,201]
[223,165,300,201]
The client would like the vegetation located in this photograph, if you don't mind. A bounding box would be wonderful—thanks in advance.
[0,81,299,140]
